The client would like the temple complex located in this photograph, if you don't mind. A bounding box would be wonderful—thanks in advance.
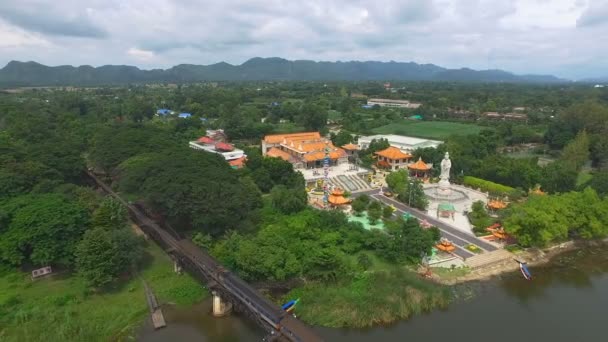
[262,132,348,169]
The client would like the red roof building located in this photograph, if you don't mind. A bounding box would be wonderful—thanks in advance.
[197,136,215,144]
[215,142,234,152]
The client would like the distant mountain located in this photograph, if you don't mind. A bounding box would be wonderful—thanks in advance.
[0,58,568,87]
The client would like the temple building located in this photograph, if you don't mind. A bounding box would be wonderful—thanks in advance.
[262,132,348,169]
[408,157,432,180]
[374,146,413,171]
[341,143,359,163]
[328,188,351,207]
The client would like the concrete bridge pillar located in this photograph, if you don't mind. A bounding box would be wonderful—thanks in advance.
[173,260,182,274]
[212,291,233,317]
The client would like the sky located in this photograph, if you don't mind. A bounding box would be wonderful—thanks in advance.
[0,0,607,79]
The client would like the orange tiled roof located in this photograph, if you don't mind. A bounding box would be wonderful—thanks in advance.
[263,132,321,144]
[266,147,292,162]
[285,140,330,153]
[302,149,346,162]
[229,156,247,169]
[374,146,412,160]
[341,143,359,150]
[408,157,431,171]
[332,188,345,196]
[328,192,350,205]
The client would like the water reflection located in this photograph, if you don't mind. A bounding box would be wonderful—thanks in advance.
[138,299,265,342]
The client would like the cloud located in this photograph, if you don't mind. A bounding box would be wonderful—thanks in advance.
[0,1,107,38]
[0,0,607,79]
[127,47,155,62]
[577,1,608,27]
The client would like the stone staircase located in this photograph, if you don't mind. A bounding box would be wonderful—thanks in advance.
[324,174,373,193]
[465,249,514,268]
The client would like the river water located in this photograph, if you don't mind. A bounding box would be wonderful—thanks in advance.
[139,247,608,342]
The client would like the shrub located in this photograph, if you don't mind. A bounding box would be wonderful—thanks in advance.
[463,176,518,197]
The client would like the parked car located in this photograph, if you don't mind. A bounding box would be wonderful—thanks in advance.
[384,191,393,197]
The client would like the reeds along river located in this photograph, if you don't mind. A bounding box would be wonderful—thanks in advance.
[139,246,608,342]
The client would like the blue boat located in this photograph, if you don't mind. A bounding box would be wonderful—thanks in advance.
[519,262,532,280]
[282,298,300,312]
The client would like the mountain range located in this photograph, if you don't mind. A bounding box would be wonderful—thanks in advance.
[0,57,572,86]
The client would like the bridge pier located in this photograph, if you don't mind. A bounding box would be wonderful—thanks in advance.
[212,291,233,317]
[173,259,182,274]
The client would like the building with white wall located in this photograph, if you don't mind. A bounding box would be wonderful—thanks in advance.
[367,98,422,109]
[358,134,442,152]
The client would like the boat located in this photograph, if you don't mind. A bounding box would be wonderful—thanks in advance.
[518,261,532,280]
[282,298,300,312]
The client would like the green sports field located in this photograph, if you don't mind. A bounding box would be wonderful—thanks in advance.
[371,120,487,140]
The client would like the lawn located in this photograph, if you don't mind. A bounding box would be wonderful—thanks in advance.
[0,244,206,342]
[272,122,305,133]
[371,120,486,140]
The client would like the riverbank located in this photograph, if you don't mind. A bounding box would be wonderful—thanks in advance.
[433,239,608,285]
[0,244,206,341]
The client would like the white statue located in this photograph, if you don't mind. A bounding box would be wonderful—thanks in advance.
[440,152,451,182]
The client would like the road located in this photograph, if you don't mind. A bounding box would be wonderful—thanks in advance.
[355,188,497,259]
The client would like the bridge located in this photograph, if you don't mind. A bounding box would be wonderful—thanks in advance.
[87,171,323,342]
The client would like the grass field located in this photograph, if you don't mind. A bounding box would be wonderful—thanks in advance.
[284,254,449,328]
[371,120,486,140]
[0,244,206,341]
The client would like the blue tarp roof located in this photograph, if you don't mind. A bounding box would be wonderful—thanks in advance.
[178,113,192,118]
[156,108,171,115]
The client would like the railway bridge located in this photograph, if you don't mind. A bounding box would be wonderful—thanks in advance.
[87,171,323,342]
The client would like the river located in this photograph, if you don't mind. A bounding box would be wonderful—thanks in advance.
[139,246,608,342]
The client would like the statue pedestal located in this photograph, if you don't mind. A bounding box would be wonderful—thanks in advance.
[436,179,452,197]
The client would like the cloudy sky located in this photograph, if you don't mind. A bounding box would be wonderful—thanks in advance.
[0,0,607,79]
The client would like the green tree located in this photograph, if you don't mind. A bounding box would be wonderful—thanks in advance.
[383,205,394,219]
[540,163,578,193]
[560,130,590,171]
[397,179,428,210]
[386,169,409,192]
[589,171,608,196]
[91,198,127,230]
[0,193,90,266]
[351,196,369,215]
[270,185,308,214]
[75,227,143,287]
[331,130,353,147]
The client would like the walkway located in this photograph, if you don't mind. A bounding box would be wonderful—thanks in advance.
[356,189,498,260]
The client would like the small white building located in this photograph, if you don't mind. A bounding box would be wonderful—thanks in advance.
[189,140,245,161]
[367,98,422,109]
[358,134,442,152]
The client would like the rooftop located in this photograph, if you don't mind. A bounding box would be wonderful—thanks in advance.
[266,147,293,162]
[341,143,359,150]
[263,132,321,144]
[374,146,412,160]
[359,134,443,148]
[408,157,431,171]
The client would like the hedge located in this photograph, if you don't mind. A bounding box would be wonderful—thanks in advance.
[463,176,516,196]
